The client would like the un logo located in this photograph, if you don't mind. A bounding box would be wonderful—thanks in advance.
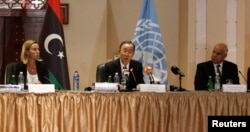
[133,19,167,84]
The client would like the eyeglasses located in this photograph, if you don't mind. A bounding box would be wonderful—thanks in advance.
[121,49,134,54]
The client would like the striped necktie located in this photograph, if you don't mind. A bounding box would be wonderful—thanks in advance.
[216,64,222,77]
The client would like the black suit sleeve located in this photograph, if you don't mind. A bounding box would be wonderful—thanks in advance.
[194,63,209,90]
[221,62,239,84]
[134,61,144,84]
[36,61,50,84]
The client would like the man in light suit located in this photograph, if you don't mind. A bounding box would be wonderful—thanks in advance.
[194,43,239,90]
[105,40,144,90]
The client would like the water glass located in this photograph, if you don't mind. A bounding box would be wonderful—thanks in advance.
[121,78,126,90]
[226,79,233,84]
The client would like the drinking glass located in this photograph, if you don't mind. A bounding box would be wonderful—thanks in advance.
[226,79,233,84]
[121,78,126,90]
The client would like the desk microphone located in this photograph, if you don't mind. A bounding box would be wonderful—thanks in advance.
[238,71,247,83]
[145,65,155,84]
[123,70,129,81]
[43,76,52,84]
[171,66,185,77]
[130,68,137,83]
[123,70,129,76]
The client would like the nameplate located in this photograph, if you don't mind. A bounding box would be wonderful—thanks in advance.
[94,82,119,91]
[222,84,247,93]
[139,84,166,92]
[0,85,21,91]
[28,84,55,93]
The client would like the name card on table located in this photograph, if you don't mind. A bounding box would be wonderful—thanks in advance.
[139,84,166,92]
[0,85,21,91]
[94,82,119,91]
[28,84,55,93]
[222,84,247,93]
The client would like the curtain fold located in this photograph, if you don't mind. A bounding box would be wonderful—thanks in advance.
[0,92,250,132]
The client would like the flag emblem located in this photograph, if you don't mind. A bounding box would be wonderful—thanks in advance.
[39,0,70,90]
[133,0,167,85]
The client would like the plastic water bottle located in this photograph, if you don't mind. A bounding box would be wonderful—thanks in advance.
[121,75,127,90]
[114,72,120,83]
[207,76,213,91]
[10,75,16,84]
[18,72,24,91]
[108,75,112,83]
[214,75,221,91]
[73,71,80,90]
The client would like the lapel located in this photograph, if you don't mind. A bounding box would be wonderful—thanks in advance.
[129,60,137,73]
[208,61,216,77]
[115,59,123,78]
[35,61,40,77]
[128,60,133,71]
[221,61,228,77]
[21,62,27,78]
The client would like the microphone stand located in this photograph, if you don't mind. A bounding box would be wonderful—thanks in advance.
[148,73,155,84]
[176,74,186,91]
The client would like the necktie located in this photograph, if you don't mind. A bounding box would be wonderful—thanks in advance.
[123,66,129,81]
[216,64,222,77]
[123,66,128,76]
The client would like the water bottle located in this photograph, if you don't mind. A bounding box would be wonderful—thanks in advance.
[207,76,213,91]
[114,72,120,83]
[73,71,80,90]
[214,75,221,91]
[121,75,127,90]
[108,75,112,83]
[10,74,16,84]
[18,72,24,91]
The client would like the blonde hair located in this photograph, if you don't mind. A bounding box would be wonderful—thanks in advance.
[20,40,37,64]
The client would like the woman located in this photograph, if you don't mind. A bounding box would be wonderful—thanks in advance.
[15,40,50,89]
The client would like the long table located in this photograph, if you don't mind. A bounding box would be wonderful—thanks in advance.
[0,91,250,132]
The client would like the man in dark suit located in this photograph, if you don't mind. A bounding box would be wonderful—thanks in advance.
[105,40,144,90]
[194,43,239,90]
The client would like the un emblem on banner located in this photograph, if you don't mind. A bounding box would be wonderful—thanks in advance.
[133,19,167,84]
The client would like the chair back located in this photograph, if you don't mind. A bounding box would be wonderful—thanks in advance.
[96,64,106,82]
[4,62,17,84]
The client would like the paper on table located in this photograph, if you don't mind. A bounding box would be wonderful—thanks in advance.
[28,84,55,93]
[222,84,247,93]
[139,84,166,92]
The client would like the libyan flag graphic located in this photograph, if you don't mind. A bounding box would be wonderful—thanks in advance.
[39,0,70,90]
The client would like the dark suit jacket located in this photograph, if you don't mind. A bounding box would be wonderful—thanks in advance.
[105,58,144,89]
[194,60,239,90]
[15,60,50,88]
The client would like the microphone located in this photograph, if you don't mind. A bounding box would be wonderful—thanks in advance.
[130,68,137,83]
[145,65,155,84]
[238,71,247,83]
[171,65,185,77]
[123,69,129,80]
[43,76,52,84]
[84,86,92,91]
[123,70,129,76]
